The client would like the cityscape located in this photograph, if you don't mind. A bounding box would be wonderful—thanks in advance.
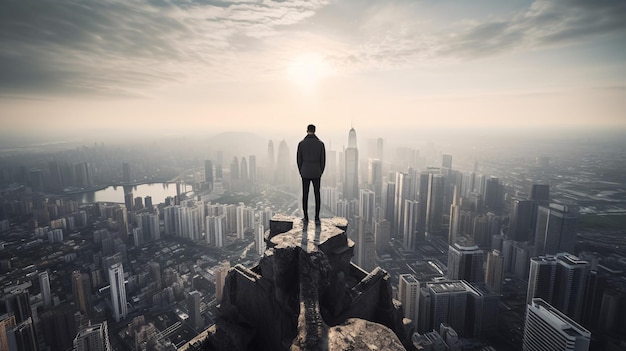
[1,1,625,351]
[1,128,625,350]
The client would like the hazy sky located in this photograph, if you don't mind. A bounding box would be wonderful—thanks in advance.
[1,0,625,140]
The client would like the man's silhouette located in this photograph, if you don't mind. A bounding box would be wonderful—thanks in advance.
[297,124,326,224]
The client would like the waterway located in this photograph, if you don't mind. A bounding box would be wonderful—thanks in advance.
[72,183,192,205]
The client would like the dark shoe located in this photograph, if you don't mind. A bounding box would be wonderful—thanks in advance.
[314,217,321,225]
[303,217,309,223]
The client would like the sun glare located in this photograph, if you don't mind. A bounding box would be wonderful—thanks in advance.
[287,53,332,91]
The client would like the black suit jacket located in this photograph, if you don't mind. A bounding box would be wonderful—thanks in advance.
[297,134,326,179]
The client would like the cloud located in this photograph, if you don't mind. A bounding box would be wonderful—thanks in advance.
[341,0,626,68]
[1,0,624,97]
[0,0,330,96]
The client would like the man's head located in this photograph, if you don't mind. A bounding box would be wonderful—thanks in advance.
[307,124,316,133]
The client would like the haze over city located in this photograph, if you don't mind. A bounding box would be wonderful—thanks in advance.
[1,0,625,144]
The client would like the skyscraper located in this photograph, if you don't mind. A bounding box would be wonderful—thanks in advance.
[394,172,409,234]
[187,291,203,330]
[38,271,51,307]
[527,253,589,321]
[523,298,590,351]
[73,321,111,351]
[230,157,240,181]
[0,314,16,351]
[256,223,265,255]
[382,181,396,224]
[108,263,127,322]
[204,160,214,190]
[359,189,375,225]
[6,318,37,351]
[398,274,420,325]
[368,159,383,204]
[534,204,578,256]
[214,261,230,302]
[72,270,93,315]
[447,244,484,283]
[4,291,32,324]
[442,154,453,169]
[373,218,391,253]
[509,199,534,241]
[344,128,359,200]
[403,199,420,251]
[248,155,257,184]
[240,157,248,181]
[426,173,444,236]
[485,250,504,294]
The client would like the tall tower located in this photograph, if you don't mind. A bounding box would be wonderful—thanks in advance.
[523,299,590,351]
[398,274,420,325]
[485,250,504,294]
[403,199,420,251]
[73,321,111,351]
[204,160,214,190]
[343,128,359,200]
[394,172,409,234]
[367,159,383,204]
[447,244,484,283]
[509,199,533,241]
[442,154,453,169]
[240,157,248,182]
[426,173,444,236]
[187,291,203,330]
[534,204,578,256]
[256,223,265,255]
[39,271,52,307]
[214,261,230,303]
[0,314,17,351]
[527,255,557,306]
[108,263,127,322]
[230,157,240,181]
[248,155,257,184]
[6,318,37,351]
[359,189,375,225]
[5,291,32,324]
[553,254,589,321]
[72,270,93,315]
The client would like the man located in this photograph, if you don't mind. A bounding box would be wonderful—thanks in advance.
[297,124,326,224]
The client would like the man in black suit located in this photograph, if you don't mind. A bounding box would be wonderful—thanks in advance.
[297,124,326,224]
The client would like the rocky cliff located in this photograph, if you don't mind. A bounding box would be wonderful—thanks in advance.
[180,216,411,351]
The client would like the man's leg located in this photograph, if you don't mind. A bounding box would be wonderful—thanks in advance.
[312,178,321,221]
[302,178,311,220]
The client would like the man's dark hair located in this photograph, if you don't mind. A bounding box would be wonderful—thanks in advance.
[307,124,316,133]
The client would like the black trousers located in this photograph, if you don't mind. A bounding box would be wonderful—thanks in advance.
[301,177,321,219]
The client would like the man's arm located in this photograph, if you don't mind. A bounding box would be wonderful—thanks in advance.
[320,142,326,174]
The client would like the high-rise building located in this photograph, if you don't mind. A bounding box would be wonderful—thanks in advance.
[442,154,453,169]
[206,215,226,247]
[485,250,504,293]
[344,128,359,200]
[382,181,396,223]
[256,223,265,255]
[483,177,502,213]
[398,274,420,325]
[394,172,410,234]
[204,160,214,190]
[214,261,230,302]
[230,157,240,181]
[240,157,248,181]
[359,189,375,226]
[368,159,383,204]
[108,263,127,322]
[373,218,391,253]
[4,291,32,324]
[522,298,590,351]
[40,305,77,351]
[447,244,484,283]
[6,317,37,351]
[403,199,420,251]
[426,173,444,236]
[0,314,16,351]
[122,162,132,184]
[73,321,111,351]
[534,204,578,256]
[187,291,203,330]
[72,270,93,315]
[149,262,162,291]
[527,253,589,321]
[448,186,460,245]
[427,281,470,337]
[38,271,51,307]
[527,255,557,306]
[509,199,534,241]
